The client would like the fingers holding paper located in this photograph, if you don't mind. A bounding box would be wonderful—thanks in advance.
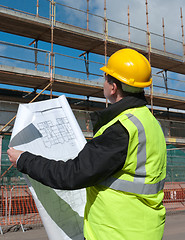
[7,147,24,167]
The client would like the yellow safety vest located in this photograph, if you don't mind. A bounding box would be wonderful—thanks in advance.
[84,106,167,240]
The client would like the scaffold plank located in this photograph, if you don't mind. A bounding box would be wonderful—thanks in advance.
[0,7,185,75]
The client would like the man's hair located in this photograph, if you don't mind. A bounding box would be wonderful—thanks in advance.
[107,75,123,91]
[107,74,144,95]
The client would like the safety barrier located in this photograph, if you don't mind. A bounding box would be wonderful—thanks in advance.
[0,185,42,229]
[163,182,185,211]
[1,183,185,231]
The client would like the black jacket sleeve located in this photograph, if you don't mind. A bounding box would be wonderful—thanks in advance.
[17,122,129,190]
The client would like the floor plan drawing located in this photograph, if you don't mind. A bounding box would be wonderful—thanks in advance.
[37,116,75,148]
[10,95,87,240]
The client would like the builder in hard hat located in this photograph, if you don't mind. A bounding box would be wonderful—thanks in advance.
[8,48,167,240]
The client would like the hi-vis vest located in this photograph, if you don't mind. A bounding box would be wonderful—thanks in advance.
[84,106,167,240]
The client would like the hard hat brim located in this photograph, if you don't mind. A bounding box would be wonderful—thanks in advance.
[100,66,152,88]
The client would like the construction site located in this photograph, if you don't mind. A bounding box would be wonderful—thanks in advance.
[0,0,185,238]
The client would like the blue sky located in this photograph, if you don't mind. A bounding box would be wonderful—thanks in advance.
[0,0,185,99]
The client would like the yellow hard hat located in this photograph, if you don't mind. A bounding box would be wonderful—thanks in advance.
[100,48,152,88]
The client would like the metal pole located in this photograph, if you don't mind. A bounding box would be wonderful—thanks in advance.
[145,0,151,62]
[8,186,14,224]
[5,189,8,225]
[180,7,185,57]
[83,52,89,80]
[162,70,168,94]
[104,0,107,66]
[145,0,153,114]
[0,136,2,176]
[104,0,108,108]
[162,18,166,52]
[128,6,131,43]
[50,0,55,99]
[87,0,89,31]
[36,0,39,17]
[87,52,89,80]
[34,40,38,71]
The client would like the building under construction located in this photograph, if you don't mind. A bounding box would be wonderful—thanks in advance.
[0,0,185,231]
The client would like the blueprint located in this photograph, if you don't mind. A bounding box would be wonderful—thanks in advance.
[9,95,87,240]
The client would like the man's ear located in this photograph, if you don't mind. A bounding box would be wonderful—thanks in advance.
[111,82,118,95]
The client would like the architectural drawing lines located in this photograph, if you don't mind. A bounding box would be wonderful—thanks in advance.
[37,117,75,148]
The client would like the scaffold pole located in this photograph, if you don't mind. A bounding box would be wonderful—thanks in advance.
[180,7,185,58]
[87,0,89,31]
[50,0,55,99]
[145,0,153,114]
[36,0,39,17]
[162,18,166,52]
[128,6,131,43]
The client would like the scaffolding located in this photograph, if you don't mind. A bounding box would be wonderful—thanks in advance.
[0,0,185,218]
[0,0,185,100]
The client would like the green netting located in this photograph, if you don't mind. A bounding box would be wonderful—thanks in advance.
[1,136,185,185]
[1,135,26,185]
[166,145,185,182]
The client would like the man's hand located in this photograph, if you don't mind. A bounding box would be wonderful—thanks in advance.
[7,147,24,167]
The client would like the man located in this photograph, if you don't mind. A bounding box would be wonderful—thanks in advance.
[8,48,167,240]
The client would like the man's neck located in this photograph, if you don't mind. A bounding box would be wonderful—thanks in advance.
[109,94,124,104]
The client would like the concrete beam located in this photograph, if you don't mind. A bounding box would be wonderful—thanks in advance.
[1,64,185,111]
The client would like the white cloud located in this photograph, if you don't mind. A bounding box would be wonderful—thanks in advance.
[60,0,185,55]
[57,0,185,94]
[58,0,87,27]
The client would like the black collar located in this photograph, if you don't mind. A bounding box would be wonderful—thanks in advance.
[90,92,148,134]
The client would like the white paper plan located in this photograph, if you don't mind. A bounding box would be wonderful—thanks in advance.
[9,95,87,240]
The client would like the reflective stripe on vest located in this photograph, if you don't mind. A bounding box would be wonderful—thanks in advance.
[100,113,165,195]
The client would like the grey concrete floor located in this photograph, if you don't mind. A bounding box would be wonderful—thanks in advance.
[1,212,185,240]
[163,211,185,240]
[1,227,49,240]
